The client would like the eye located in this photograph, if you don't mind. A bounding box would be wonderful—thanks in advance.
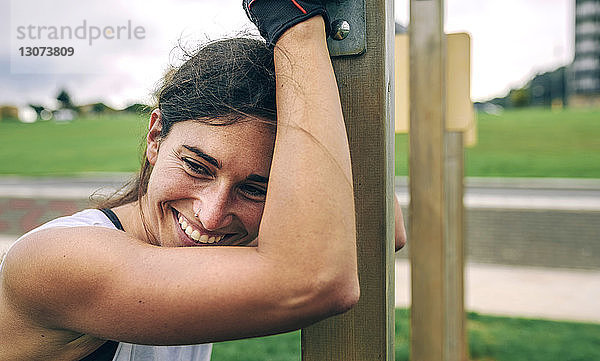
[182,157,212,177]
[239,184,267,201]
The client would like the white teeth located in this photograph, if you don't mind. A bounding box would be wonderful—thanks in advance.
[178,212,227,244]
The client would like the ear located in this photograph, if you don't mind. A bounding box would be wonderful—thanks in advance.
[146,109,163,166]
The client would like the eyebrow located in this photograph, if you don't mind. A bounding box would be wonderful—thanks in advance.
[247,174,269,183]
[182,145,221,169]
[182,145,269,183]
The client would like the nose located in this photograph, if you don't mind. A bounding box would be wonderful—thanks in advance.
[192,185,234,231]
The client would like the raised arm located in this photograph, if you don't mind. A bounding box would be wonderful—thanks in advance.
[1,15,358,345]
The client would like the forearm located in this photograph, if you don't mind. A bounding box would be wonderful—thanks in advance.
[273,17,352,182]
[258,17,357,295]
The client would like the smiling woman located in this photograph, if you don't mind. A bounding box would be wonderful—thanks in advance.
[0,3,360,361]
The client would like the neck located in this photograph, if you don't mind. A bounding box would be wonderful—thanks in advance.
[111,201,157,246]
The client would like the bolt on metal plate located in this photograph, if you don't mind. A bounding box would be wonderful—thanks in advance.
[331,19,351,40]
[325,0,366,57]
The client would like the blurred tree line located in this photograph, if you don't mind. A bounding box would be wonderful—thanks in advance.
[0,88,150,122]
[476,66,568,111]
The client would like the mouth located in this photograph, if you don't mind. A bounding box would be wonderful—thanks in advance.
[172,208,234,246]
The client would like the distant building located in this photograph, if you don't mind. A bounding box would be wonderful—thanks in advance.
[395,23,407,35]
[569,0,600,106]
[0,105,18,121]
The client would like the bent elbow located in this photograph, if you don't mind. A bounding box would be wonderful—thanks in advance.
[273,268,360,325]
[329,276,360,315]
[310,252,360,317]
[307,271,360,319]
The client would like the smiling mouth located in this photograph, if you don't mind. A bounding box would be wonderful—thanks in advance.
[173,209,230,245]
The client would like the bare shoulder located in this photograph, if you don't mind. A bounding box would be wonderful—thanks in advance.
[0,227,126,360]
[1,226,143,326]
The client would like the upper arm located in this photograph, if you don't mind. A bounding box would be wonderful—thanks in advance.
[2,226,341,345]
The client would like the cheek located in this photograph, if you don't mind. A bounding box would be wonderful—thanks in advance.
[147,165,195,204]
[239,202,266,233]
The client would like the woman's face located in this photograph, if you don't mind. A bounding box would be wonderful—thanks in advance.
[144,112,276,247]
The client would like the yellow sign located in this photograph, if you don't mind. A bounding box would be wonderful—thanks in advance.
[395,32,476,147]
[394,34,409,133]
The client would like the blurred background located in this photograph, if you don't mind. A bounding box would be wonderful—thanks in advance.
[1,0,599,360]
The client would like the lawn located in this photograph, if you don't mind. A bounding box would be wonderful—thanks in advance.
[1,107,599,177]
[0,114,147,176]
[395,107,600,178]
[210,309,600,361]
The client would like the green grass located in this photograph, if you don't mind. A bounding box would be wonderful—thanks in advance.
[0,114,147,176]
[1,107,599,177]
[465,312,600,361]
[394,107,600,178]
[211,330,300,361]
[210,309,600,361]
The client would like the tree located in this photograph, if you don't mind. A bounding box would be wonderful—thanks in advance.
[28,104,45,117]
[510,87,530,108]
[56,89,74,109]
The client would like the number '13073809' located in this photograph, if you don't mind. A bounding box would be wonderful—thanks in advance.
[19,47,74,56]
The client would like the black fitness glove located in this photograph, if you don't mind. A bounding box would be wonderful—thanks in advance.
[243,0,331,48]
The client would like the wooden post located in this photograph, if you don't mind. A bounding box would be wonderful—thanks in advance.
[444,132,467,361]
[409,1,466,361]
[301,0,396,359]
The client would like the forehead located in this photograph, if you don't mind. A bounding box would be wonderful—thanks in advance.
[166,120,276,169]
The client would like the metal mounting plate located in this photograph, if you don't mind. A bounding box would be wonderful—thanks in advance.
[325,0,366,57]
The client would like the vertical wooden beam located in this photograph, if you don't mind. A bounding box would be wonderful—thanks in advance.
[444,33,468,361]
[409,0,446,357]
[409,0,444,360]
[444,132,467,361]
[301,0,396,359]
[409,1,466,361]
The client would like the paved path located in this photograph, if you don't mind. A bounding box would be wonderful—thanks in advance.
[0,173,130,199]
[395,259,600,323]
[395,177,600,210]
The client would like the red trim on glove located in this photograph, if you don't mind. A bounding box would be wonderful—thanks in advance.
[247,0,307,14]
[291,0,308,14]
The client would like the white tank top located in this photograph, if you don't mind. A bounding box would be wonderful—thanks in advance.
[2,209,212,361]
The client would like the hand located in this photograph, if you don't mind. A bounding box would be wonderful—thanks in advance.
[243,0,331,48]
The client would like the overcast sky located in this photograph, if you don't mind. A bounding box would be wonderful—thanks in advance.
[0,0,574,110]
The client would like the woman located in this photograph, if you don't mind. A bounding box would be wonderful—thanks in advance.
[0,1,405,360]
